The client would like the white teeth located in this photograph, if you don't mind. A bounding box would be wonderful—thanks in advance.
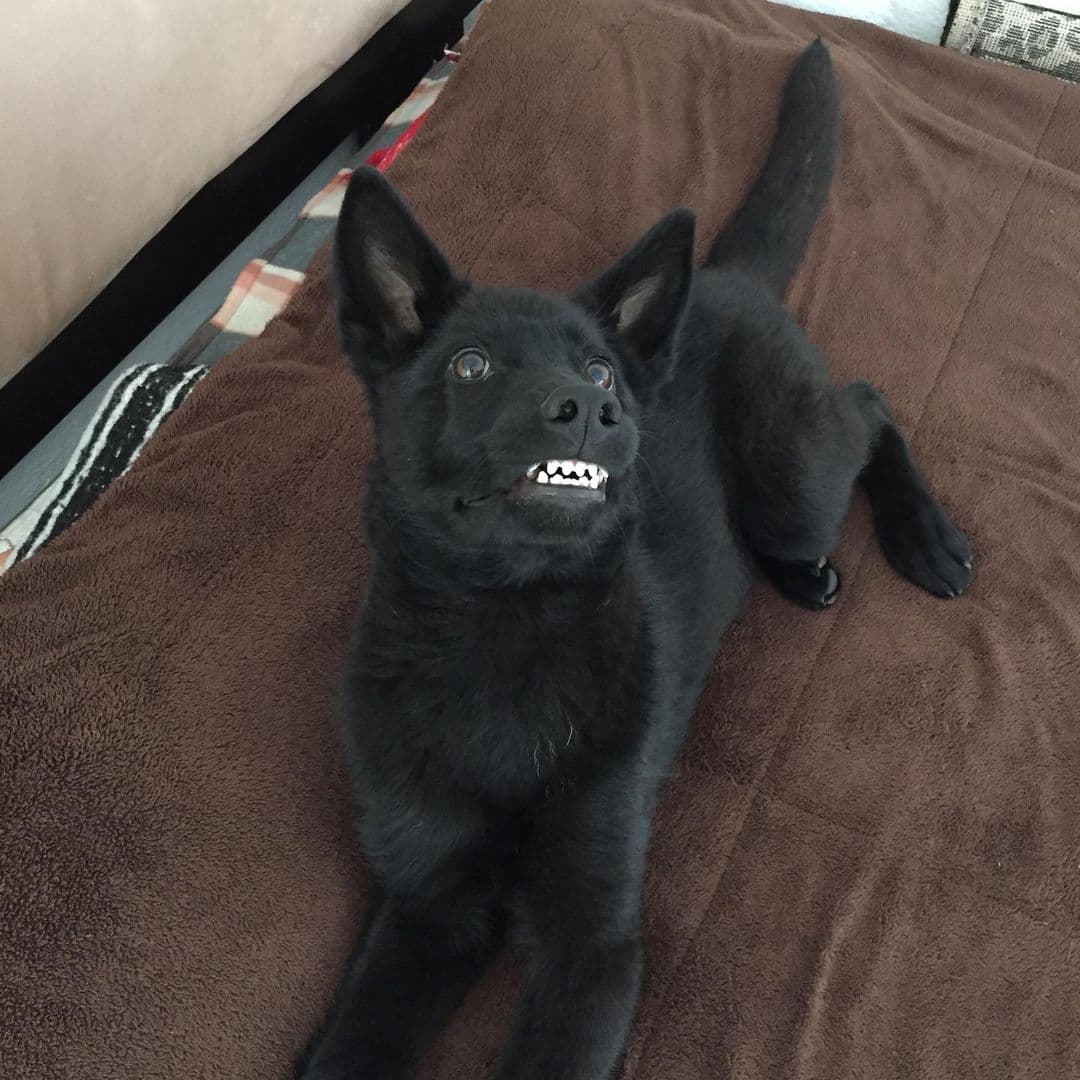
[527,459,609,487]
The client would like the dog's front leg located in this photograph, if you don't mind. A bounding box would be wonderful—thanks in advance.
[298,793,504,1079]
[496,768,650,1080]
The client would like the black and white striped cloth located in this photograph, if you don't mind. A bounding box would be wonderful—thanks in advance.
[8,363,207,567]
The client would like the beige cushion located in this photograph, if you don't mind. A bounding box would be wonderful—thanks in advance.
[0,0,409,386]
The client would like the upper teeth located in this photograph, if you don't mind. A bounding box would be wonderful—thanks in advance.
[526,460,608,489]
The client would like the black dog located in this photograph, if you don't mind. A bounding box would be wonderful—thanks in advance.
[299,41,971,1080]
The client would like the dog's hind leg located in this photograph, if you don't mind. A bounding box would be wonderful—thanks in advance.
[737,377,973,605]
[723,334,972,605]
[847,381,973,598]
[722,338,870,609]
[738,441,858,611]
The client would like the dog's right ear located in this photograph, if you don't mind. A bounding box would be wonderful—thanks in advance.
[334,167,460,383]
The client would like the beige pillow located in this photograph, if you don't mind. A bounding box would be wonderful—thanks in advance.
[0,0,408,386]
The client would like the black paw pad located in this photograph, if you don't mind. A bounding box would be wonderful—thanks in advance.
[759,554,842,610]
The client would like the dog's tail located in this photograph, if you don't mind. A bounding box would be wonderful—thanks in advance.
[707,39,840,297]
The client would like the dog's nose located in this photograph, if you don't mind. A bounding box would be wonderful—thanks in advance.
[541,383,622,432]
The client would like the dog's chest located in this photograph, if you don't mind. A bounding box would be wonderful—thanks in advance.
[403,588,646,801]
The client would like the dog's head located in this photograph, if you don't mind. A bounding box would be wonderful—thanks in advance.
[334,168,694,577]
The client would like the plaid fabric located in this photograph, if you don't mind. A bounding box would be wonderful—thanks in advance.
[301,169,354,220]
[211,260,306,337]
[169,40,468,371]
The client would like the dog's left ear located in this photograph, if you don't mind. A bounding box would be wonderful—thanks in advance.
[334,167,461,384]
[575,208,695,365]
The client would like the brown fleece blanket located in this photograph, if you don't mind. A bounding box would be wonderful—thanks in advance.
[3,1,1079,1077]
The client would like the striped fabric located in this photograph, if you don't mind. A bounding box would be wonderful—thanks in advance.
[3,364,207,570]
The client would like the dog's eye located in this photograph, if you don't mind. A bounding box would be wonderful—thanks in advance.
[449,349,491,382]
[586,359,614,390]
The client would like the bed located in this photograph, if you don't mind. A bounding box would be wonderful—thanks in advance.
[1,0,1078,1077]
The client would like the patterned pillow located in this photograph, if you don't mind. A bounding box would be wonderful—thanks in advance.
[946,0,1080,81]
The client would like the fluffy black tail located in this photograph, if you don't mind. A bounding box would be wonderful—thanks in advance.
[708,39,840,296]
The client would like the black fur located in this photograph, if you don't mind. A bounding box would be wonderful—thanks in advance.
[299,41,972,1080]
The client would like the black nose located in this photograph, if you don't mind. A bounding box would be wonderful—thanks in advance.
[541,383,622,433]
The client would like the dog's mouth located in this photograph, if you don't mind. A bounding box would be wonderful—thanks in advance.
[459,458,609,510]
[521,459,608,492]
[510,459,608,503]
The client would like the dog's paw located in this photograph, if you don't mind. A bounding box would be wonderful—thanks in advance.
[758,554,842,610]
[874,494,973,598]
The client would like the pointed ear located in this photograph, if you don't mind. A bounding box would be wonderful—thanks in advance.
[333,167,461,383]
[575,208,695,363]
